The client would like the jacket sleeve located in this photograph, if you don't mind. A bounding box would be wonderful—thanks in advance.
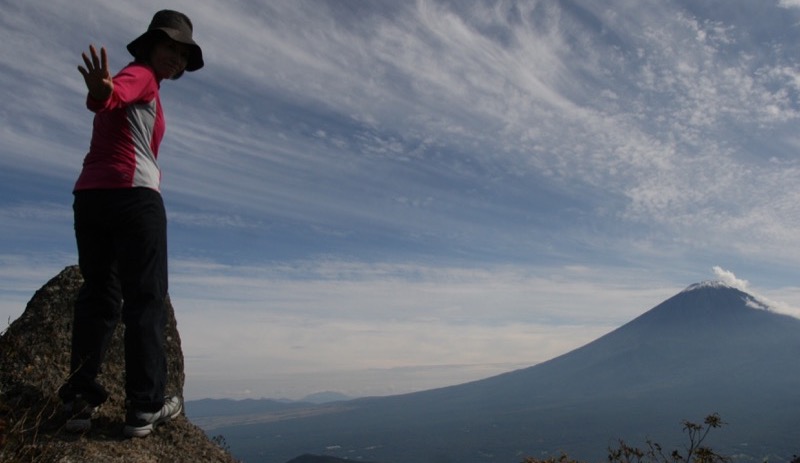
[86,64,157,112]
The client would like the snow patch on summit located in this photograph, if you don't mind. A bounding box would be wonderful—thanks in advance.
[681,280,737,292]
[681,267,775,312]
[681,267,750,294]
[681,279,772,311]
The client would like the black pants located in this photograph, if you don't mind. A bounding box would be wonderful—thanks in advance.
[63,188,168,413]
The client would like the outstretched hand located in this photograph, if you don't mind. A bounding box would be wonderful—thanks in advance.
[78,45,113,101]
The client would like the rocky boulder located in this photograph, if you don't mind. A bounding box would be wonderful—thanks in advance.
[0,265,238,462]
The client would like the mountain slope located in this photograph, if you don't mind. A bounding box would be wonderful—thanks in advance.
[210,282,800,462]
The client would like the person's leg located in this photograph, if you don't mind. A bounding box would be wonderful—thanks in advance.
[116,188,169,413]
[60,190,120,407]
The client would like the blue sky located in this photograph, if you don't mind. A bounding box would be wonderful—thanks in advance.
[3,0,800,400]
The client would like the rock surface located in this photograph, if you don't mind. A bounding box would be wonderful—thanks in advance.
[0,266,238,463]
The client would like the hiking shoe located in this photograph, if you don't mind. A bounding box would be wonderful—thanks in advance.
[63,395,99,432]
[123,396,182,438]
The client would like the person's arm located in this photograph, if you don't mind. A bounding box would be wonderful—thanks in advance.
[78,45,156,112]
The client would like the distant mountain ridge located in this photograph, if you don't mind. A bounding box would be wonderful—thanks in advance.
[201,281,800,463]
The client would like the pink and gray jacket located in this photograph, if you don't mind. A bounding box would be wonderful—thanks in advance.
[74,62,165,192]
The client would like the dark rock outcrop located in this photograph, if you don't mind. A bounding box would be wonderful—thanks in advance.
[0,266,238,463]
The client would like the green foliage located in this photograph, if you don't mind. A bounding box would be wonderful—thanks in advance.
[522,414,728,463]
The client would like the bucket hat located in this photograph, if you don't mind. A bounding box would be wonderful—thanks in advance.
[127,10,204,72]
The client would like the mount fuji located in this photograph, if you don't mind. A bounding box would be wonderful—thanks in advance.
[195,282,800,462]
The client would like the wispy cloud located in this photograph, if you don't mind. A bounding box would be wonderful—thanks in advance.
[169,1,800,267]
[713,265,800,317]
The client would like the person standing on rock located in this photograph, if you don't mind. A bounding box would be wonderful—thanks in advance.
[58,10,203,438]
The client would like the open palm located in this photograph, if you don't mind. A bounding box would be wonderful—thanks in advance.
[78,45,113,101]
